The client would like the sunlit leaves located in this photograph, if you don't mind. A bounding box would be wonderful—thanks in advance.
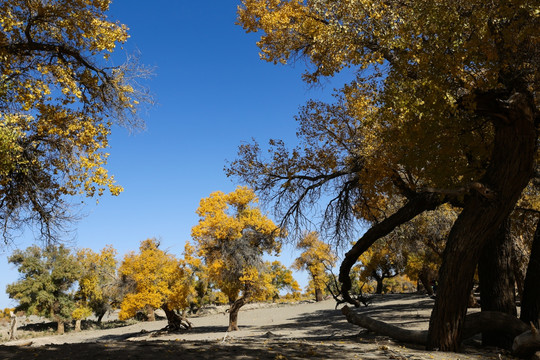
[191,187,284,303]
[0,0,150,242]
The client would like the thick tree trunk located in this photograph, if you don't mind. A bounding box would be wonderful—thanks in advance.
[228,297,246,331]
[97,312,105,323]
[521,218,540,327]
[478,217,517,348]
[427,93,537,351]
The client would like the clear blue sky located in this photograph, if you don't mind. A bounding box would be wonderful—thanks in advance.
[0,1,352,309]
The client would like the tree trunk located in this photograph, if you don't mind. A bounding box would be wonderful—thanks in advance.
[521,217,540,327]
[97,312,105,323]
[418,267,434,296]
[513,234,529,301]
[478,217,517,348]
[9,312,17,340]
[375,275,384,295]
[427,93,537,351]
[228,297,246,331]
[145,305,155,322]
[74,319,82,332]
[57,321,64,335]
[315,287,324,302]
[162,304,192,331]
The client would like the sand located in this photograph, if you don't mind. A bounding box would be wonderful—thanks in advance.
[0,294,514,359]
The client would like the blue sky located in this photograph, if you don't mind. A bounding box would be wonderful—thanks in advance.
[0,1,353,308]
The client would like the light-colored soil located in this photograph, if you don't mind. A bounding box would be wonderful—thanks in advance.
[0,294,516,359]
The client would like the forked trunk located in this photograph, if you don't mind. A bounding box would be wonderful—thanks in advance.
[228,297,246,331]
[427,93,536,351]
[418,267,434,296]
[478,217,517,348]
[521,218,540,327]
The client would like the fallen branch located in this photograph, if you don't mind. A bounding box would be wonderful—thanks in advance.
[342,306,533,354]
[513,323,540,358]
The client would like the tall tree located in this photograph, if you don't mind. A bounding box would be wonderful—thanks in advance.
[191,186,284,331]
[0,0,150,243]
[293,231,336,301]
[6,244,80,334]
[233,0,539,351]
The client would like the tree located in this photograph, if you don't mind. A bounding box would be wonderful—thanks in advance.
[119,238,194,330]
[75,245,118,324]
[233,0,539,351]
[6,244,80,334]
[191,186,284,331]
[0,0,150,243]
[264,260,300,300]
[357,240,404,294]
[292,232,336,301]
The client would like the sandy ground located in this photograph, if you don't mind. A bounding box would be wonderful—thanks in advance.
[0,294,516,359]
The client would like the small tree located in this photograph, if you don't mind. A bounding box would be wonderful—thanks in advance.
[293,232,336,301]
[6,245,80,334]
[265,260,300,301]
[191,186,284,331]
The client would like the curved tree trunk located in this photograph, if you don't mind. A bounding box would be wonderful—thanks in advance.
[339,192,445,306]
[228,297,247,331]
[521,217,540,327]
[478,217,517,348]
[427,92,537,351]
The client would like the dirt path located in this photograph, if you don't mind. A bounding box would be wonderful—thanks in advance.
[0,294,513,359]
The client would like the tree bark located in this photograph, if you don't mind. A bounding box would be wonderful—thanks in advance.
[74,319,82,332]
[427,93,537,351]
[521,217,540,327]
[145,305,155,322]
[315,287,324,302]
[9,312,17,340]
[478,217,517,348]
[228,297,246,331]
[57,321,64,335]
[418,267,434,296]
